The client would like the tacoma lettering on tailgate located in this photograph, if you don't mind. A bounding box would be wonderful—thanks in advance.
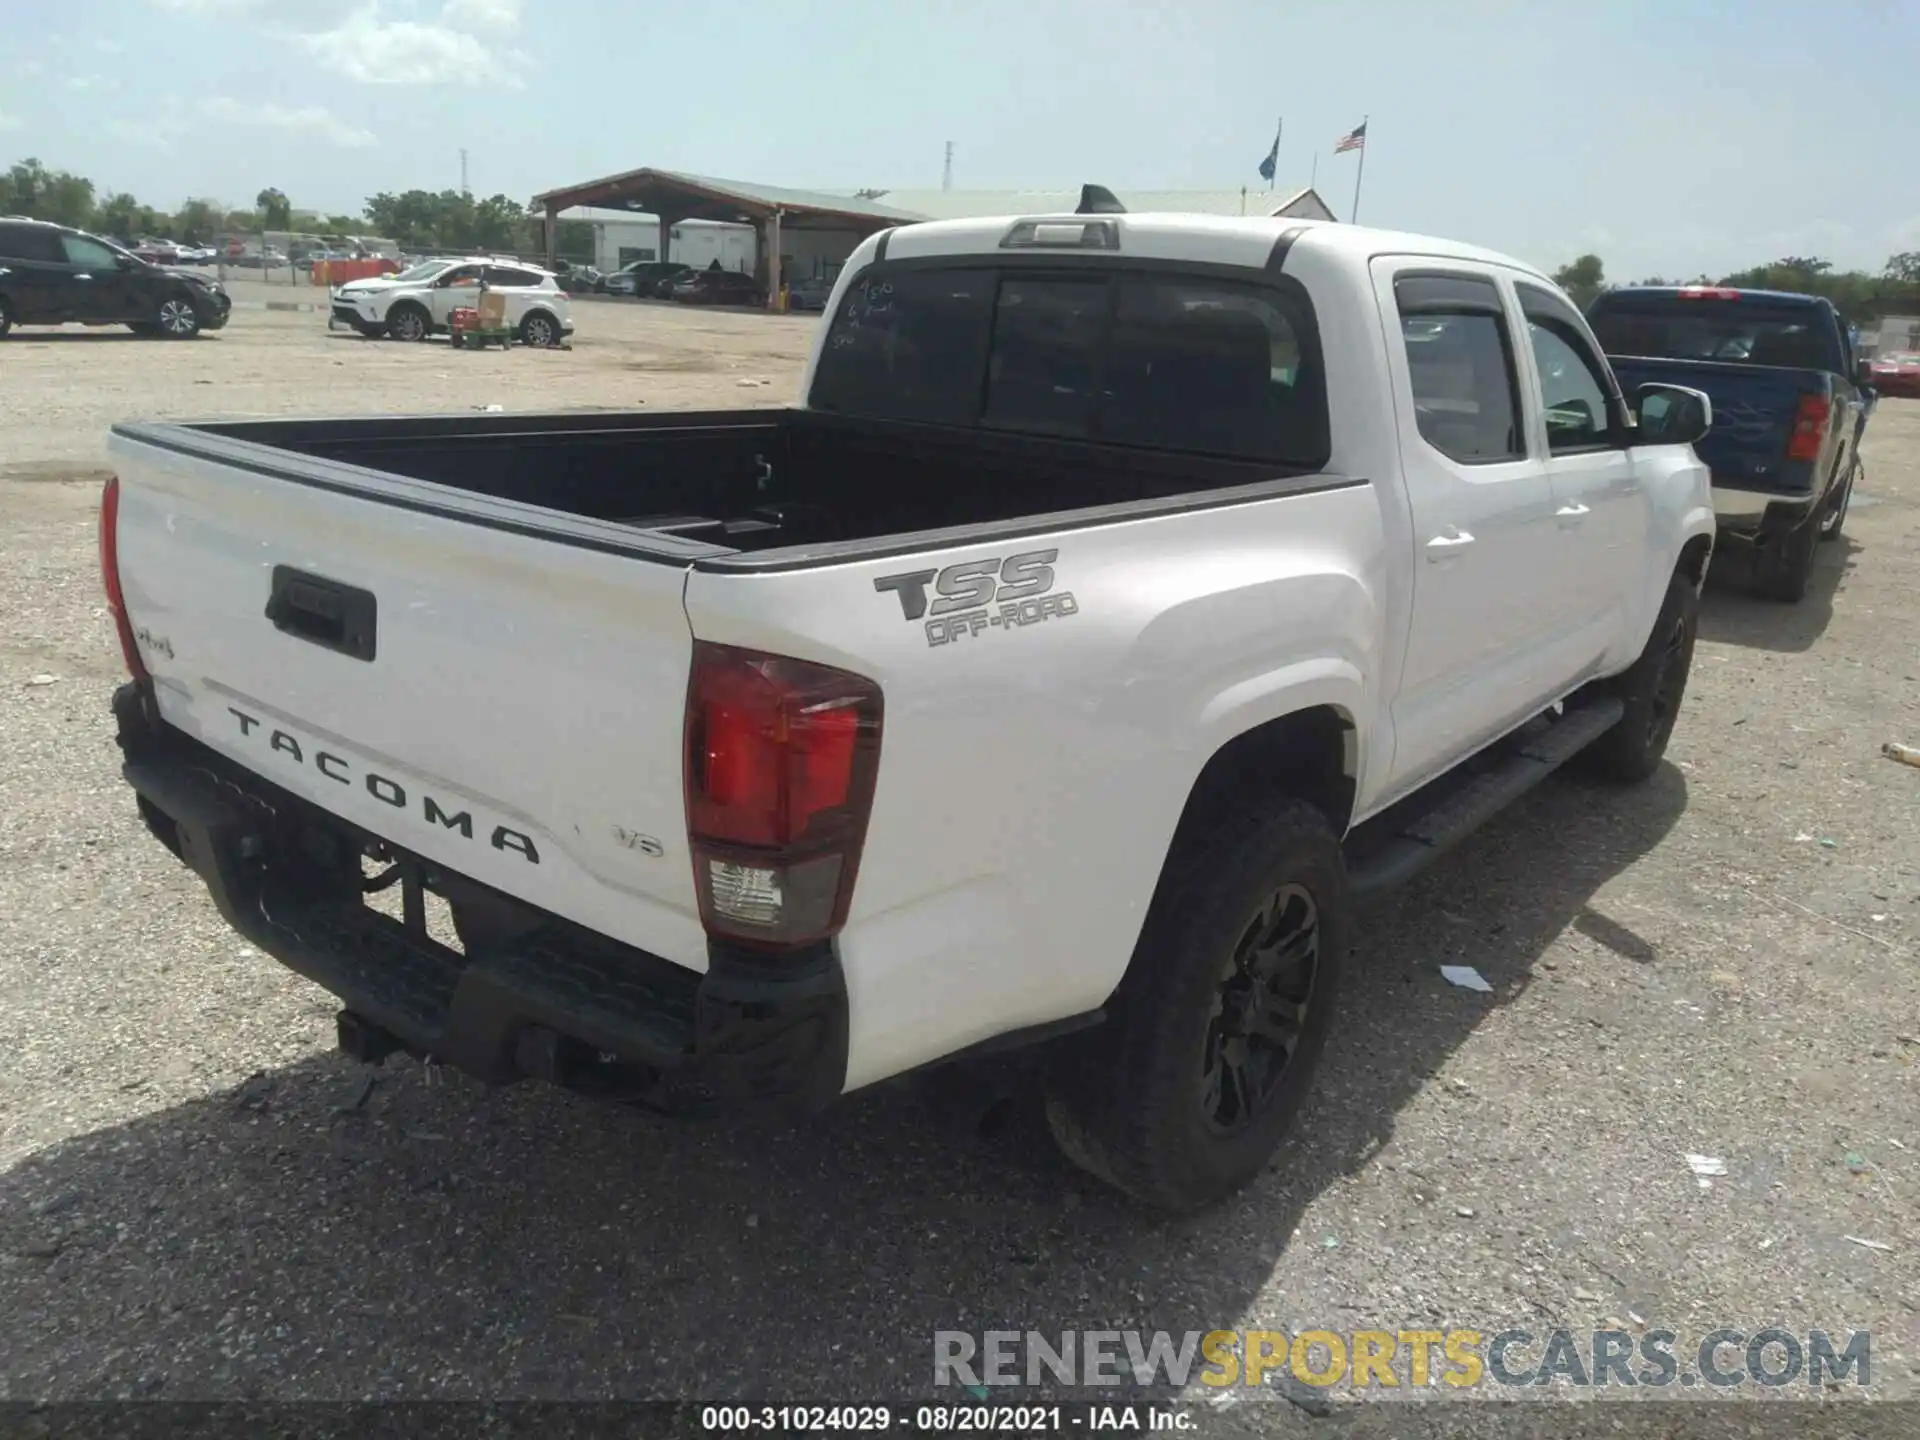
[872,548,1080,648]
[226,706,540,863]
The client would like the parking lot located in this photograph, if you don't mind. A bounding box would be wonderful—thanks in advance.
[1,298,1917,1420]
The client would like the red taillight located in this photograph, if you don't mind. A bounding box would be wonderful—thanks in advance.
[684,642,882,948]
[1786,393,1831,462]
[98,476,148,682]
[1678,287,1742,300]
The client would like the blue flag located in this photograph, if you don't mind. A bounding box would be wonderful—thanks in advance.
[1257,119,1281,184]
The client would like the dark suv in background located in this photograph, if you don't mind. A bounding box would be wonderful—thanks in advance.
[0,217,232,339]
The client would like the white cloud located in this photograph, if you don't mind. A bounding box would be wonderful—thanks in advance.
[0,110,22,132]
[66,74,120,92]
[15,59,44,77]
[441,0,520,34]
[104,117,188,149]
[296,4,520,87]
[197,96,379,148]
[145,0,271,12]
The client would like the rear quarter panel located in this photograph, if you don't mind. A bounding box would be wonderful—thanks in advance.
[687,484,1386,1090]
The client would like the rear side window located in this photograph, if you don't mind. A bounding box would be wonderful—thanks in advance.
[486,266,545,288]
[811,264,1327,465]
[1394,274,1524,464]
[1590,295,1841,371]
[0,223,64,263]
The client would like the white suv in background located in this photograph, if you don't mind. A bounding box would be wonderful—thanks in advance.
[330,257,573,347]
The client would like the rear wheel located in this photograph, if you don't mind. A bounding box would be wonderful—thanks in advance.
[386,302,429,342]
[519,310,560,348]
[156,297,201,338]
[1043,797,1348,1211]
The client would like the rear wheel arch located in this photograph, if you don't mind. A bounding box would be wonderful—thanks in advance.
[1170,705,1358,855]
[1676,533,1713,592]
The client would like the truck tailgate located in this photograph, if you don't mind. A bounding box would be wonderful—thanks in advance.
[108,429,709,970]
[1612,355,1817,485]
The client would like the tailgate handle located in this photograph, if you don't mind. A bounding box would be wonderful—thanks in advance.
[265,566,377,662]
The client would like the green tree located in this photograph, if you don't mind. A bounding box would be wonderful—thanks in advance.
[174,198,221,243]
[1886,252,1920,283]
[4,158,96,227]
[95,191,143,242]
[1551,253,1607,308]
[256,187,292,229]
[324,213,364,232]
[471,193,529,251]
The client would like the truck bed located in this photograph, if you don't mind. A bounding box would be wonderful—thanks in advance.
[123,407,1326,568]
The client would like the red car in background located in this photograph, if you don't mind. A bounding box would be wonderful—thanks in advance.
[1869,350,1920,399]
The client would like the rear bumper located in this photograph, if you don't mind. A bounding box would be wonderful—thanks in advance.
[111,682,848,1113]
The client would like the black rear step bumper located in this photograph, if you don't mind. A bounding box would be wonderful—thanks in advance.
[111,682,848,1114]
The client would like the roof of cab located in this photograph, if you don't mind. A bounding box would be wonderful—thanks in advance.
[870,211,1554,286]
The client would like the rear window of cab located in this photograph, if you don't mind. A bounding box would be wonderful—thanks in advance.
[809,264,1330,468]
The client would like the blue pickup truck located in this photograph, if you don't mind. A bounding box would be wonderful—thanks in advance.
[1587,286,1870,601]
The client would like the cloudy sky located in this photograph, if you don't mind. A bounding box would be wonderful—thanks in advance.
[3,0,1915,279]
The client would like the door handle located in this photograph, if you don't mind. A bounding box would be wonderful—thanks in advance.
[1425,528,1476,560]
[1555,502,1591,525]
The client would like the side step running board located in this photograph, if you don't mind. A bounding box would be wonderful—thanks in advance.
[1345,698,1625,898]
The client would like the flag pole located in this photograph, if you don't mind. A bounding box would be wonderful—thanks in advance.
[1350,114,1369,224]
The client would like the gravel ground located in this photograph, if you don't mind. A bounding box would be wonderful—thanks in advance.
[1,304,1917,1427]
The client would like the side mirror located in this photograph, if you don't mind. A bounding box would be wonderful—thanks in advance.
[1633,381,1712,447]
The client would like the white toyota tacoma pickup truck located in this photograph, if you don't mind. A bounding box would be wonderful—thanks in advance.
[103,194,1716,1209]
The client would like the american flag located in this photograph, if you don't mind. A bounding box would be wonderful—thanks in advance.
[1335,121,1367,154]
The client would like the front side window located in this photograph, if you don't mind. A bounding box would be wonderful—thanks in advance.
[1394,274,1523,464]
[1518,284,1619,452]
[438,264,484,287]
[60,234,123,271]
[1525,321,1614,451]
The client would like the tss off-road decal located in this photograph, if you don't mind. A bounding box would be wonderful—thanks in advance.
[873,548,1080,648]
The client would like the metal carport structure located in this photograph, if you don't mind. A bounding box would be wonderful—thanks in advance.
[529,169,926,309]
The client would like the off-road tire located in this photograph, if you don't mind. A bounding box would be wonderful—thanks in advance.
[1753,511,1818,602]
[1577,570,1699,784]
[1043,797,1349,1211]
[386,302,430,342]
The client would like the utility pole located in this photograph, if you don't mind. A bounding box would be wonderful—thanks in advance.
[460,148,470,197]
[942,141,953,192]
